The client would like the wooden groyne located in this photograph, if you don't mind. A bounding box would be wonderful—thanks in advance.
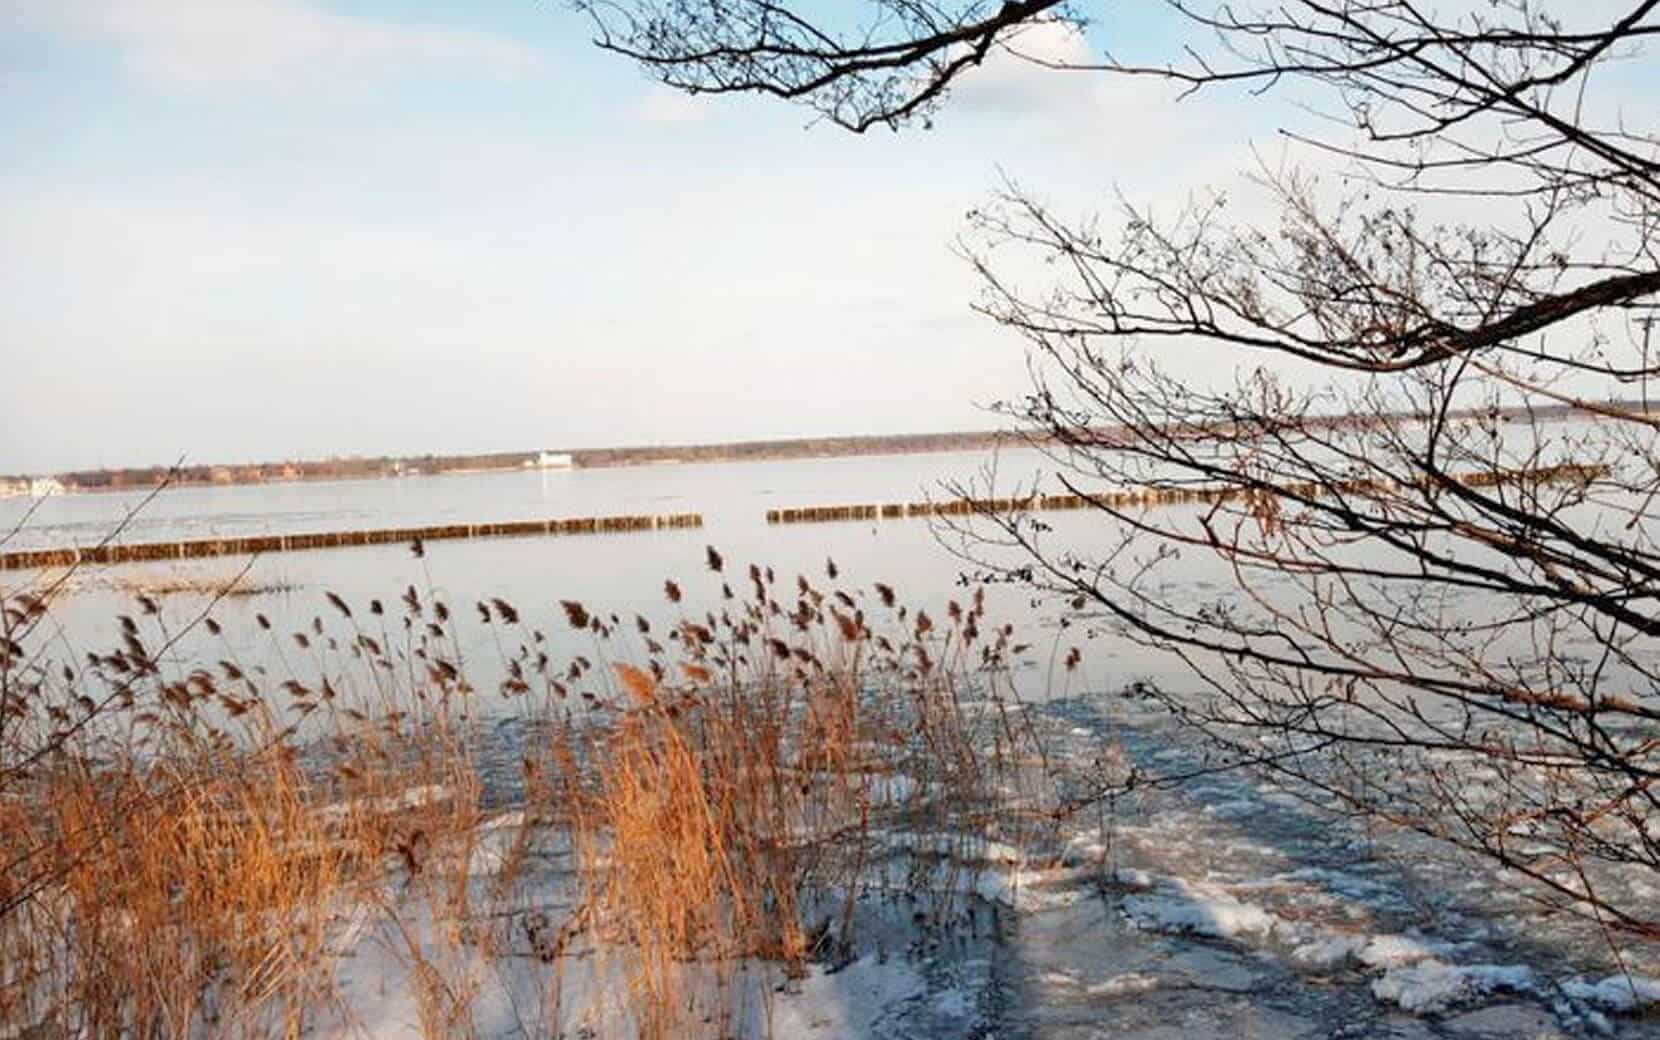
[764,463,1609,526]
[0,512,704,571]
[767,496,1078,525]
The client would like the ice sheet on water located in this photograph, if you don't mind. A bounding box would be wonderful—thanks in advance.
[465,810,531,877]
[1281,865,1395,903]
[885,830,1026,865]
[315,782,450,822]
[930,987,973,1018]
[759,955,930,1037]
[1085,972,1164,998]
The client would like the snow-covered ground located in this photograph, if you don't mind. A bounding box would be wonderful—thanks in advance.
[307,692,1660,1039]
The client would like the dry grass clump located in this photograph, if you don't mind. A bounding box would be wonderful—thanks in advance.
[0,573,491,1037]
[1,750,348,1037]
[569,661,831,1035]
[548,556,1058,1037]
[0,547,1065,1038]
[581,690,769,1035]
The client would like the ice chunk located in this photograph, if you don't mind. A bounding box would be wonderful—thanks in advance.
[1359,934,1447,970]
[1561,973,1660,1012]
[1292,934,1367,970]
[1122,879,1279,939]
[1086,972,1163,998]
[1372,960,1534,1014]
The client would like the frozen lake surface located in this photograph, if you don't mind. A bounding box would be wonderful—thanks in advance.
[323,694,1660,1038]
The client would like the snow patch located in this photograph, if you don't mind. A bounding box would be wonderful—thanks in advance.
[1293,930,1476,978]
[1122,879,1279,940]
[316,782,449,822]
[1359,934,1454,970]
[464,810,529,876]
[767,955,928,1036]
[932,987,973,1018]
[1372,960,1535,1014]
[1291,934,1367,970]
[887,831,1025,865]
[1086,972,1163,998]
[1204,798,1259,819]
[1561,973,1660,1012]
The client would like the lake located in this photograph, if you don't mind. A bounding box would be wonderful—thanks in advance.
[4,448,1207,706]
[6,434,1637,710]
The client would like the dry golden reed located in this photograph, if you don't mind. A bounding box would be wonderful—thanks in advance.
[1,549,1059,1039]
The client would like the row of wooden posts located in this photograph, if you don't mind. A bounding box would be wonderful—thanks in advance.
[0,463,1607,571]
[764,462,1610,525]
[764,489,1246,525]
[765,495,1093,525]
[0,513,704,571]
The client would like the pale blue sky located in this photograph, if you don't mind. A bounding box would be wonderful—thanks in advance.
[0,1,1285,473]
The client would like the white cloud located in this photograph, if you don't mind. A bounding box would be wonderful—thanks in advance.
[15,0,540,90]
[634,87,710,126]
[950,20,1098,116]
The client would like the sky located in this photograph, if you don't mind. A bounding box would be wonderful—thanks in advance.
[0,1,1306,474]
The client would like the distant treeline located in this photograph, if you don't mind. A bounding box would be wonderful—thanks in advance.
[571,429,1026,468]
[53,452,537,492]
[28,400,1637,494]
[43,432,1030,493]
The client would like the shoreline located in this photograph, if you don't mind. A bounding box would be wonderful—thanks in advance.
[6,400,1627,498]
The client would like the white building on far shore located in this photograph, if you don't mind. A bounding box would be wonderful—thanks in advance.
[26,477,65,498]
[535,451,574,470]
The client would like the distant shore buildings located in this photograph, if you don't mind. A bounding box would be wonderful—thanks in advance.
[533,451,574,470]
[0,476,66,498]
